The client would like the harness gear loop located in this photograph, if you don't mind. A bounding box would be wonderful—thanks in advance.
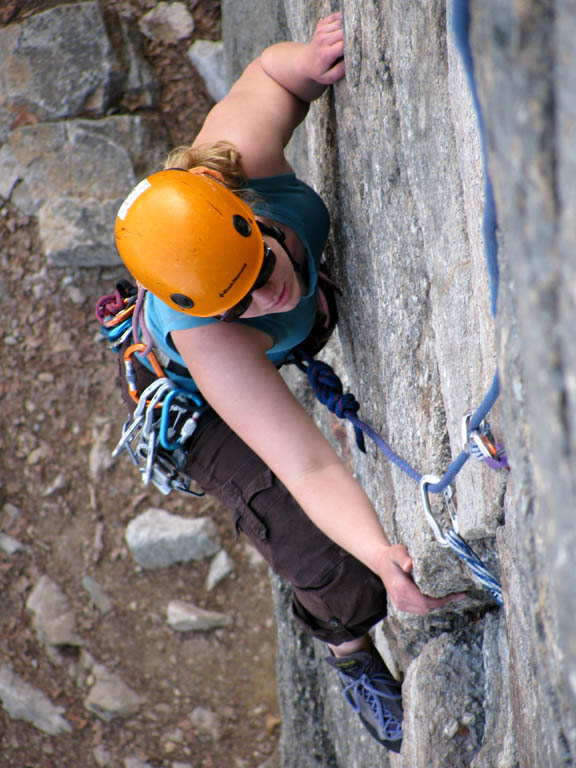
[97,281,206,498]
[112,378,205,497]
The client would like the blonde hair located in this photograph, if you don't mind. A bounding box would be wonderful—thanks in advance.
[164,141,246,191]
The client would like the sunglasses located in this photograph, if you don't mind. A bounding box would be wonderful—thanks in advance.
[218,245,277,322]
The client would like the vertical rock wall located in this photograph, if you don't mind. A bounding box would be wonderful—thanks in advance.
[223,1,575,766]
[474,1,576,764]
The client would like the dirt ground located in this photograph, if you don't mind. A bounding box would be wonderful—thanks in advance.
[0,2,282,766]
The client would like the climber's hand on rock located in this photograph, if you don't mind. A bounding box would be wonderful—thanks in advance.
[376,544,467,615]
[302,11,345,86]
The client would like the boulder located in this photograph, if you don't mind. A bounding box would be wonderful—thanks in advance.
[187,40,227,102]
[139,2,195,45]
[0,4,169,267]
[26,575,83,653]
[125,508,221,569]
[0,2,157,140]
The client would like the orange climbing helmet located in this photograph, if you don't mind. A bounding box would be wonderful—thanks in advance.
[114,168,264,316]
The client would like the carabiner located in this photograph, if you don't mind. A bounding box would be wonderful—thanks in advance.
[443,484,459,534]
[114,379,172,459]
[461,413,473,450]
[461,412,490,455]
[461,411,507,466]
[102,300,136,328]
[142,429,157,487]
[123,343,167,404]
[159,389,203,451]
[419,474,458,546]
[104,317,132,343]
[141,380,174,442]
[112,413,144,458]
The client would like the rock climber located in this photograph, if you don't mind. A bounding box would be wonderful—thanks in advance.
[112,12,463,751]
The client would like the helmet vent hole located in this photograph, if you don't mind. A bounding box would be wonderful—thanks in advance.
[233,215,251,237]
[171,293,195,309]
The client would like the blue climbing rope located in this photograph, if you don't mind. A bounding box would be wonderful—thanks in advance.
[293,351,501,495]
[452,0,499,316]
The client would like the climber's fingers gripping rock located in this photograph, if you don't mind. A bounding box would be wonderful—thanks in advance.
[376,544,467,615]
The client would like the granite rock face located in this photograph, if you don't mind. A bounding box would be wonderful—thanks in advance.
[0,1,158,136]
[224,1,576,766]
[473,2,576,764]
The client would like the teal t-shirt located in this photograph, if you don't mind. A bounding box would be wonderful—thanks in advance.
[144,172,330,393]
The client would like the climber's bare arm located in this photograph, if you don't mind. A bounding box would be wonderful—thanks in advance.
[193,12,345,178]
[173,321,464,615]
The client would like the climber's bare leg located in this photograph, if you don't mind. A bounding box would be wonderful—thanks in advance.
[328,634,372,658]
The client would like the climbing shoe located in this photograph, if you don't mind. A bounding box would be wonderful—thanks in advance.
[325,648,403,752]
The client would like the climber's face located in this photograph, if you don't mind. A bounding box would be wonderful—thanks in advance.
[219,237,302,321]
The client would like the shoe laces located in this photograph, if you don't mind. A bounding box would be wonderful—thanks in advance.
[342,672,403,742]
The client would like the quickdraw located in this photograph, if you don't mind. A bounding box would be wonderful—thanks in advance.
[96,281,205,497]
[461,413,509,471]
[112,377,204,496]
[419,475,503,605]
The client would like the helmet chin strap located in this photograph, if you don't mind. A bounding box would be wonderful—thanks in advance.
[256,221,301,274]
